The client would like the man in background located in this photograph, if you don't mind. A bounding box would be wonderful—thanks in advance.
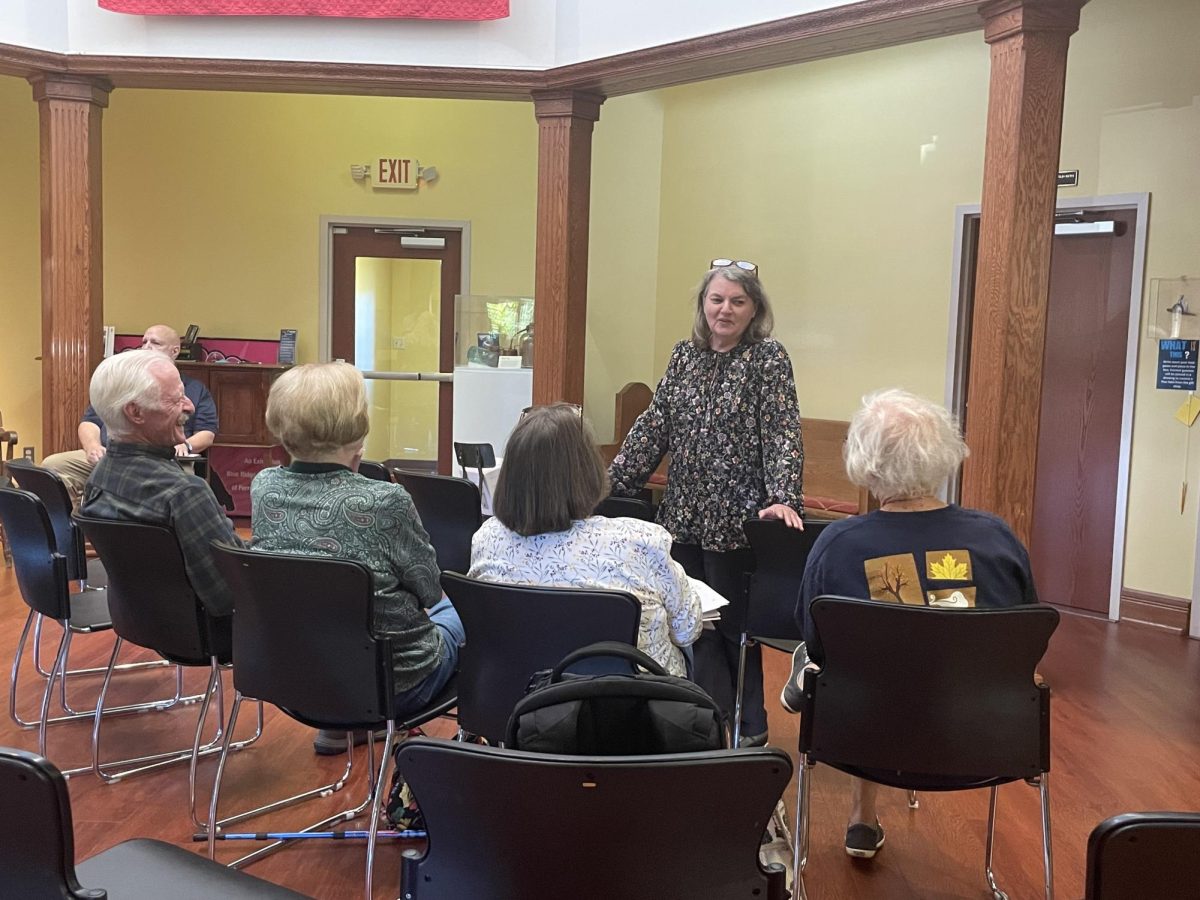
[42,325,217,505]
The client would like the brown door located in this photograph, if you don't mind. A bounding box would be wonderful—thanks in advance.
[957,206,1137,613]
[331,226,462,474]
[1029,208,1137,613]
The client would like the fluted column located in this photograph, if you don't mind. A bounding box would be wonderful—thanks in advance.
[960,0,1083,543]
[30,74,111,455]
[531,90,604,405]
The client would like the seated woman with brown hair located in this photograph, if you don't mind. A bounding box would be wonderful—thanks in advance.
[250,362,464,755]
[467,403,703,677]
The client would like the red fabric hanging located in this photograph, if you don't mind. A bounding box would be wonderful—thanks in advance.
[98,0,508,19]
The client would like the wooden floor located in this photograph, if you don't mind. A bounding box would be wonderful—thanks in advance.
[2,560,1199,899]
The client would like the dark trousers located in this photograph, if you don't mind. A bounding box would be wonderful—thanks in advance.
[671,544,765,738]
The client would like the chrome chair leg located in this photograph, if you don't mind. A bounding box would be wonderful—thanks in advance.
[792,754,812,900]
[985,784,1008,900]
[363,722,398,900]
[908,790,920,809]
[732,631,749,747]
[9,609,37,729]
[1038,773,1053,900]
[38,631,71,757]
[208,692,358,864]
[30,605,171,683]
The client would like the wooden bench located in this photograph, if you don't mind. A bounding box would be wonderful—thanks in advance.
[599,382,872,518]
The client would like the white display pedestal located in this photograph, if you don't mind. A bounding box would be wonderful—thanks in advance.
[451,365,532,460]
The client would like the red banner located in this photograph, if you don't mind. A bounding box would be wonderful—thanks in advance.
[98,0,508,19]
[207,445,287,517]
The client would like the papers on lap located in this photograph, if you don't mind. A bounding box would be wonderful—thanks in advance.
[690,578,730,621]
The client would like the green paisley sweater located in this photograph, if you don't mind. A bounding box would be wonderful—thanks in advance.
[250,464,443,692]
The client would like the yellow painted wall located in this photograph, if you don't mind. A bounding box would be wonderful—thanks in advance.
[647,32,990,419]
[0,76,42,458]
[102,90,537,363]
[1058,0,1200,598]
[585,92,666,443]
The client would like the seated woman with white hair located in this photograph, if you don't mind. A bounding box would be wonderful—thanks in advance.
[781,388,1039,860]
[250,362,463,755]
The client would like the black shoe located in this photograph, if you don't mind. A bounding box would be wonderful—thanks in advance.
[780,642,810,714]
[738,730,769,748]
[844,821,885,859]
[313,728,387,756]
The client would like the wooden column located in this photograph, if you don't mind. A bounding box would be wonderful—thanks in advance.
[960,0,1082,543]
[30,74,111,456]
[531,90,604,405]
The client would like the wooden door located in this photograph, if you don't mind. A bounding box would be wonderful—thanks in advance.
[956,206,1137,613]
[1029,208,1137,613]
[331,227,462,474]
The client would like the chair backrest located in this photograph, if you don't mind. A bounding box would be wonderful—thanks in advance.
[0,487,72,620]
[800,595,1058,785]
[356,460,392,483]
[6,459,88,582]
[0,746,97,900]
[74,514,216,664]
[440,572,641,744]
[742,518,829,639]
[397,739,791,900]
[1086,812,1200,899]
[392,471,481,574]
[453,442,496,473]
[211,543,393,729]
[593,496,655,522]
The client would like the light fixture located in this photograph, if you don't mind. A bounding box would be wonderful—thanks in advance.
[350,163,371,182]
[417,162,439,184]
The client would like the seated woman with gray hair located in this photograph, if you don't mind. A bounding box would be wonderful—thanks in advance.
[467,403,703,677]
[250,362,463,755]
[782,388,1039,861]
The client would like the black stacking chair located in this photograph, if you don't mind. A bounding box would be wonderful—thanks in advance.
[75,514,262,827]
[356,460,392,483]
[793,596,1059,900]
[453,441,495,482]
[210,544,458,899]
[593,495,656,521]
[440,572,640,745]
[0,488,175,769]
[392,470,482,573]
[7,459,106,587]
[735,518,828,746]
[398,739,792,900]
[0,411,16,567]
[0,745,311,900]
[1086,812,1200,899]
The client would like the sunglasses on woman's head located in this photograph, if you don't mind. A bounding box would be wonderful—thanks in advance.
[710,258,759,275]
[520,402,584,421]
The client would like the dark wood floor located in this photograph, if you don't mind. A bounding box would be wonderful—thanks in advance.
[3,560,1198,899]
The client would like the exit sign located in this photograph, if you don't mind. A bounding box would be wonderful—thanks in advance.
[376,158,418,189]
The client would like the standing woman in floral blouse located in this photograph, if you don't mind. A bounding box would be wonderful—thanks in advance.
[608,260,805,745]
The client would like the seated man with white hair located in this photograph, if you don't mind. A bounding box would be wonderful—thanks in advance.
[43,325,217,505]
[780,388,1039,861]
[80,348,242,622]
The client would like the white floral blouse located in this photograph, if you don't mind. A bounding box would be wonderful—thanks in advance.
[467,515,705,677]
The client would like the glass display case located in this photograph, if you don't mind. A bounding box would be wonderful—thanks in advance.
[452,295,535,457]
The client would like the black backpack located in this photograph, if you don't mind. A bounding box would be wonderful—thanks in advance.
[506,641,726,755]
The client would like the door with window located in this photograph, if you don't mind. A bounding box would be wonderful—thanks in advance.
[331,226,462,474]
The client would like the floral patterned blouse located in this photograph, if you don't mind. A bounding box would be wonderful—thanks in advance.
[609,338,805,552]
[468,515,704,677]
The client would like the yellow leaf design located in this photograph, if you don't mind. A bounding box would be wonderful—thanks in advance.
[929,553,969,580]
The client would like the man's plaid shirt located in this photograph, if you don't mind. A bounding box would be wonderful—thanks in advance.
[81,442,244,615]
